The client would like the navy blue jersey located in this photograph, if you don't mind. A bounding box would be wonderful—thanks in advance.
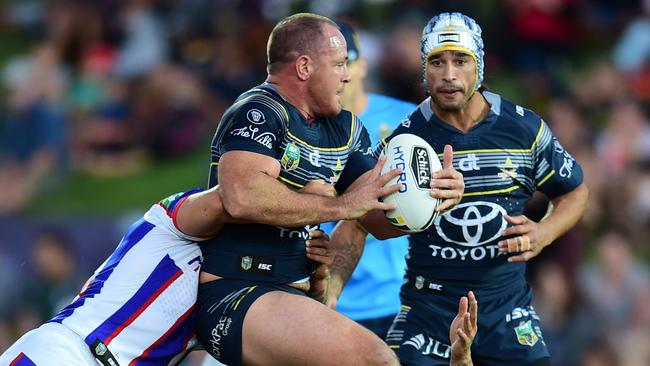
[376,91,584,295]
[202,83,375,284]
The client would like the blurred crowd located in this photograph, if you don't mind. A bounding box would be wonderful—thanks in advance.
[1,0,649,365]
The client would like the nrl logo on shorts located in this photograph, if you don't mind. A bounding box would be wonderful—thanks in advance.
[281,142,300,171]
[514,320,539,347]
[415,275,425,290]
[241,256,253,271]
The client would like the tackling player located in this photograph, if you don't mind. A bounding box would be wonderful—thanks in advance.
[0,182,335,366]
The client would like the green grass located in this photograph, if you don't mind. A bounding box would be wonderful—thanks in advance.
[26,148,210,216]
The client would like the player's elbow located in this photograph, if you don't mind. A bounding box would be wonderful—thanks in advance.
[220,185,258,220]
[577,182,589,213]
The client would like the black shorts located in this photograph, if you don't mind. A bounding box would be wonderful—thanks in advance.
[195,279,305,366]
[386,283,550,366]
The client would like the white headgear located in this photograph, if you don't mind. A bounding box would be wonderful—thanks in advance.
[421,12,484,91]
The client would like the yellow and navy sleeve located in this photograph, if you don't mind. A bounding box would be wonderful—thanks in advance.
[336,114,377,193]
[533,120,584,199]
[219,94,288,159]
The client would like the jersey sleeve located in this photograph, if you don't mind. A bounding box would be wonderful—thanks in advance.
[219,97,287,159]
[145,189,214,242]
[373,122,410,158]
[336,115,377,193]
[532,120,584,199]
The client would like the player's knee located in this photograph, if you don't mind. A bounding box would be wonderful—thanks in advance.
[357,335,400,366]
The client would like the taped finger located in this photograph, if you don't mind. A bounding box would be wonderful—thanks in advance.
[521,235,531,251]
[505,237,516,252]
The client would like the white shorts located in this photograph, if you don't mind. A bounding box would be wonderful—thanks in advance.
[200,352,228,366]
[0,322,98,366]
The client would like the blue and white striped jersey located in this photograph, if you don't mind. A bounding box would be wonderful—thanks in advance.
[49,190,206,365]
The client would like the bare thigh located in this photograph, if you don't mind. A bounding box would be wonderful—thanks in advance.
[242,291,399,366]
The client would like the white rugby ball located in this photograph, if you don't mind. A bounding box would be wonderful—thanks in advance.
[381,133,442,233]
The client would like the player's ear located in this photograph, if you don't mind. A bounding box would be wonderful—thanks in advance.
[296,55,312,81]
[357,57,368,80]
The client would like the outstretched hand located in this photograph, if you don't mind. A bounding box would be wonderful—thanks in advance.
[339,156,403,220]
[430,145,465,212]
[450,291,477,366]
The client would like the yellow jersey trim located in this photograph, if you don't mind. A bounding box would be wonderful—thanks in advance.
[232,93,289,121]
[233,285,257,310]
[279,176,304,188]
[286,114,355,151]
[463,185,521,197]
[536,170,556,187]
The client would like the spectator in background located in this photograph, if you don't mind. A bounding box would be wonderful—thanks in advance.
[0,240,20,321]
[578,230,650,356]
[21,228,83,326]
[618,280,650,366]
[377,16,425,103]
[612,0,650,99]
[0,240,20,352]
[0,43,69,214]
[620,161,650,250]
[596,100,650,179]
[507,0,584,101]
[112,0,168,79]
[532,261,595,366]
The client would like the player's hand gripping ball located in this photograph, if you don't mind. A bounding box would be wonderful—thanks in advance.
[381,133,442,233]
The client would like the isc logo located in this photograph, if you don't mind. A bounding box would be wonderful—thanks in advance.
[258,263,273,271]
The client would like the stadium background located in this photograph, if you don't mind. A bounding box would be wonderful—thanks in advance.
[0,0,649,365]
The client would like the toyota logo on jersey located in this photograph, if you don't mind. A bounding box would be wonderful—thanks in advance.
[434,201,507,246]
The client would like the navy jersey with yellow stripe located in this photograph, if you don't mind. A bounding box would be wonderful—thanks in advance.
[376,91,583,295]
[202,83,375,284]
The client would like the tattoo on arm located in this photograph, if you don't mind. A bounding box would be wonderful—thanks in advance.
[330,220,367,289]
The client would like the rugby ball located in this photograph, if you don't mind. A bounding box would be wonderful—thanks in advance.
[381,133,442,233]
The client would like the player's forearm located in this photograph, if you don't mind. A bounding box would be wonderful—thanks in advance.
[329,220,367,297]
[358,210,404,240]
[451,355,473,366]
[220,172,345,226]
[539,183,589,245]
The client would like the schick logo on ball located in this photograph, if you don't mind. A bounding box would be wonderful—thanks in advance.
[411,146,431,189]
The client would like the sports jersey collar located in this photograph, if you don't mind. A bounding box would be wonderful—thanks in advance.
[482,90,501,116]
[260,82,319,128]
[421,90,500,134]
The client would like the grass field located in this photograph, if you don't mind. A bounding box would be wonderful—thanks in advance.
[25,147,210,216]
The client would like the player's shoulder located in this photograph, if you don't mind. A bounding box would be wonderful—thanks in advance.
[393,97,432,133]
[332,108,361,131]
[227,83,289,125]
[485,90,544,137]
[143,189,209,242]
[368,93,416,114]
